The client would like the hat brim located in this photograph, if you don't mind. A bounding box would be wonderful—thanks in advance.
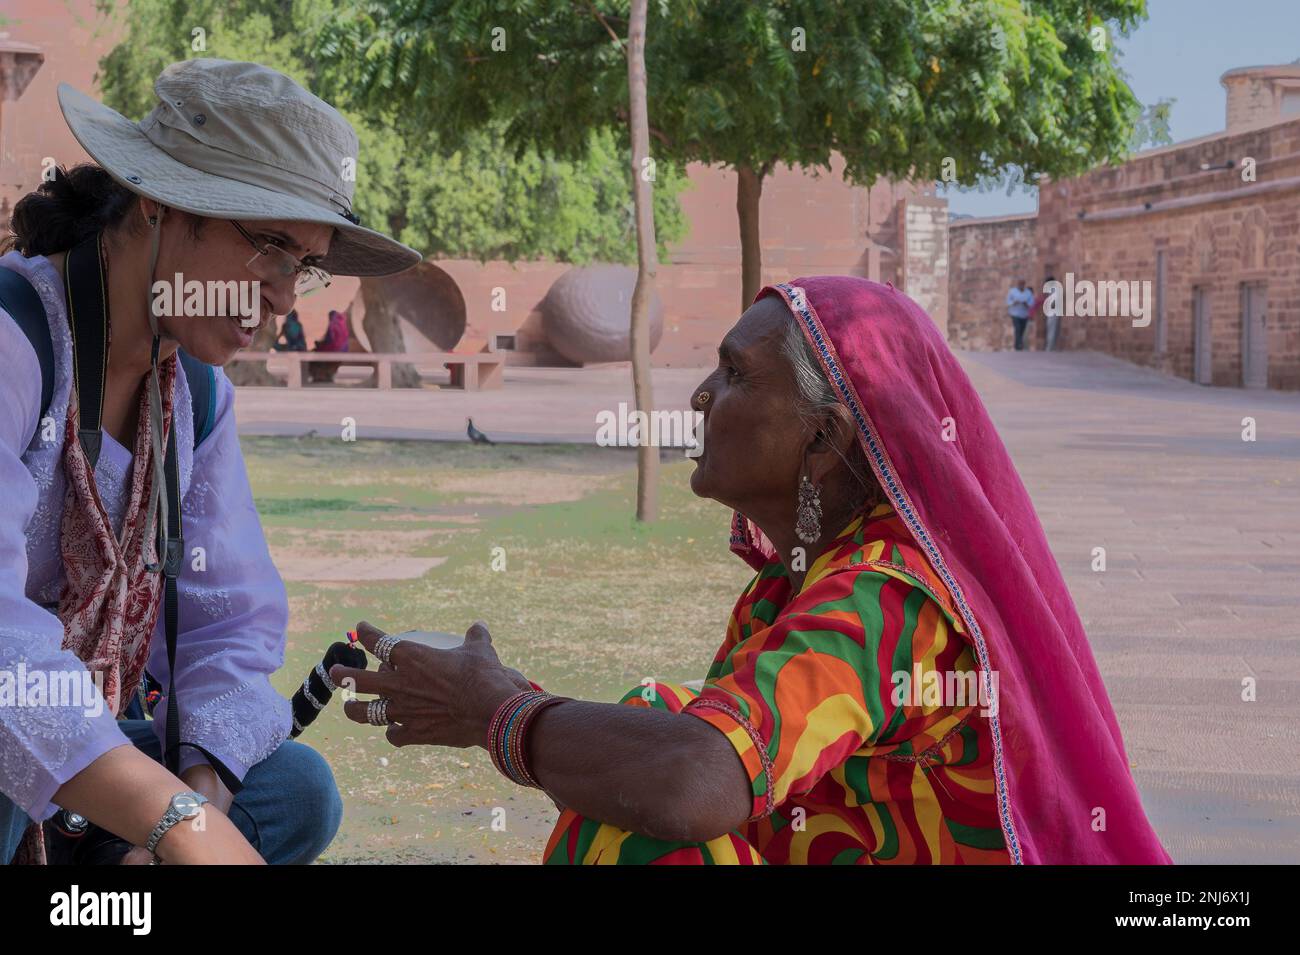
[57,83,422,277]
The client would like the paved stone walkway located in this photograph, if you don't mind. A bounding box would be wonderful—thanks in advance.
[233,365,705,444]
[960,351,1300,864]
[237,350,1300,863]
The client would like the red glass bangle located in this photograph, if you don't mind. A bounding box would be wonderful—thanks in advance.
[488,690,566,788]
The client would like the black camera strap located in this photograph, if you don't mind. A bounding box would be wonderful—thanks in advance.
[64,233,184,775]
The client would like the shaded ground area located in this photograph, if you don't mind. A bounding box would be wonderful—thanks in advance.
[245,349,1300,864]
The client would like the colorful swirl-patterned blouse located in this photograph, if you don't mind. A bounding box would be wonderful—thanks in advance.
[544,502,1010,865]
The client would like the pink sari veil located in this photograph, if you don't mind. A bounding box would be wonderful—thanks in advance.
[730,276,1171,864]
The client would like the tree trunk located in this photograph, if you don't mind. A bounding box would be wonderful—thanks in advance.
[359,277,421,387]
[224,319,280,385]
[627,0,659,523]
[736,163,765,312]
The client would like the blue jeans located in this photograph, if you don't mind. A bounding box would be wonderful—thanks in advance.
[1012,316,1029,350]
[0,720,342,864]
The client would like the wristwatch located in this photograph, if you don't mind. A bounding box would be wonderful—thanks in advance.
[146,791,209,863]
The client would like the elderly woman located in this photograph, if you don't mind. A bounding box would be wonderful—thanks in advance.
[338,276,1172,865]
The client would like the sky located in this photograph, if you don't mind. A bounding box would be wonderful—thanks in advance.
[941,0,1300,218]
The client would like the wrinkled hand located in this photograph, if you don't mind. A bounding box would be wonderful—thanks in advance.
[331,621,531,750]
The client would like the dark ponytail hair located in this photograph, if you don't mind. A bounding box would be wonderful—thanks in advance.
[2,164,141,257]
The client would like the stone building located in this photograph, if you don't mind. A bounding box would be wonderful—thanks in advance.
[950,62,1300,391]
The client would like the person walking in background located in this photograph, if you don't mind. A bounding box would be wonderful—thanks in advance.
[1006,278,1035,351]
[274,308,307,352]
[1036,276,1060,352]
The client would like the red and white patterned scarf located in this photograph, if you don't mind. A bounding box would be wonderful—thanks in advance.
[58,355,176,712]
[16,355,176,865]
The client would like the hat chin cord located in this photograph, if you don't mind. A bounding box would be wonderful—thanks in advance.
[141,209,169,573]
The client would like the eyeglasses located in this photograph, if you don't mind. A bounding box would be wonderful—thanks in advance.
[229,220,332,295]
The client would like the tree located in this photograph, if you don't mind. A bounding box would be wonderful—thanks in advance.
[1128,98,1175,152]
[313,0,1150,311]
[627,0,658,521]
[93,0,689,383]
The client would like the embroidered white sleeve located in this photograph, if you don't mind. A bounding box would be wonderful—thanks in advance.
[0,300,129,820]
[146,367,292,782]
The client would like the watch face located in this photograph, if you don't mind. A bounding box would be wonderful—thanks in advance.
[173,793,204,818]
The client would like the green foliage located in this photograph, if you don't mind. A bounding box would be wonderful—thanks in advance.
[92,0,687,262]
[405,124,687,263]
[312,0,1149,190]
[1128,98,1175,152]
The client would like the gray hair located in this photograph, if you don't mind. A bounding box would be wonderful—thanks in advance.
[778,316,880,509]
[780,317,843,428]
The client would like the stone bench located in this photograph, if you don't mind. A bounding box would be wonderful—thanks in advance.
[229,351,505,390]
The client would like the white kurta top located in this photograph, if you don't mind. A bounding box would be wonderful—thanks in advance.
[0,250,291,820]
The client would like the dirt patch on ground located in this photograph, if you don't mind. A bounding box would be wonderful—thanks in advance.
[268,527,449,561]
[277,555,447,582]
[434,470,617,506]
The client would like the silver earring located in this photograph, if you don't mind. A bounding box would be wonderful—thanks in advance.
[796,474,822,543]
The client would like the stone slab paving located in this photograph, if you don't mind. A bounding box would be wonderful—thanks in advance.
[237,349,1300,862]
[959,350,1300,864]
[234,365,704,444]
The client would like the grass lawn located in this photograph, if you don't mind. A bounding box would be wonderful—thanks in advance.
[243,436,754,863]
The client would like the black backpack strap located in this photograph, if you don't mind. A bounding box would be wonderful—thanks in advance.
[0,261,215,454]
[178,349,217,448]
[63,235,109,469]
[0,264,55,443]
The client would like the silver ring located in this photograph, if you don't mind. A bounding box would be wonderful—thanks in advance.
[315,660,337,693]
[374,635,403,665]
[366,698,391,726]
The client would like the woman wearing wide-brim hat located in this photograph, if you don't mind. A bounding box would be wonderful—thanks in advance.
[0,59,419,864]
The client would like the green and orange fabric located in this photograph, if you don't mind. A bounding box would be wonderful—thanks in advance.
[543,502,1009,865]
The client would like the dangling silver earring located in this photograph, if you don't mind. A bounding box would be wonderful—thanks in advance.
[796,474,822,543]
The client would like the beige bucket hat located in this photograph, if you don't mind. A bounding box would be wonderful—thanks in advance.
[57,58,421,276]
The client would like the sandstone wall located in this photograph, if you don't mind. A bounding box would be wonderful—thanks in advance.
[1036,118,1300,389]
[947,214,1037,351]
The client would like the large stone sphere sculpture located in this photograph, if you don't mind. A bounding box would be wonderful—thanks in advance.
[358,260,467,352]
[541,265,663,364]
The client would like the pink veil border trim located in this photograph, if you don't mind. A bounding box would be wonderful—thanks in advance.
[762,280,1025,864]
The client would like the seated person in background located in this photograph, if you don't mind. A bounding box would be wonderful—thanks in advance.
[308,308,349,382]
[333,276,1172,866]
[274,308,307,351]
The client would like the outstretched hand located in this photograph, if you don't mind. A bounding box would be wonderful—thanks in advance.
[330,621,531,750]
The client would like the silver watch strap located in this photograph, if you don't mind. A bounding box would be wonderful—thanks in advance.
[145,792,209,857]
